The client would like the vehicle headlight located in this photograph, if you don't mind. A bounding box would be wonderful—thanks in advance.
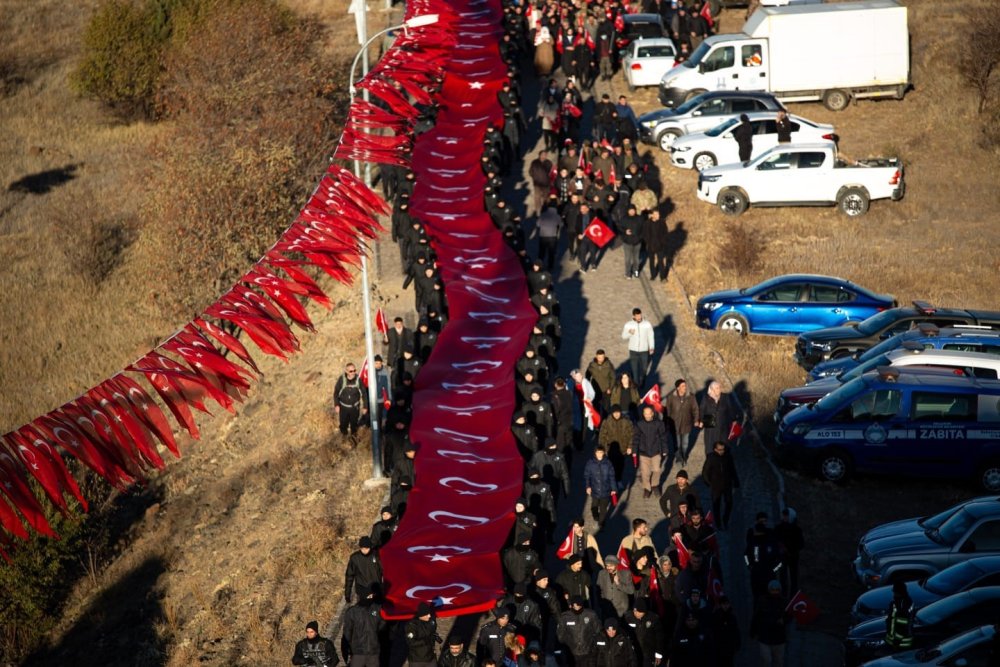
[809,341,833,351]
[791,424,811,435]
[642,120,659,128]
[857,639,885,649]
[673,145,691,152]
[702,302,723,311]
[813,369,835,378]
[701,174,721,183]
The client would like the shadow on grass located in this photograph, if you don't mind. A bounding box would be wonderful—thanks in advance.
[8,163,81,194]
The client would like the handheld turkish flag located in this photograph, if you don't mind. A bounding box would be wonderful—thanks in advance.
[609,163,617,187]
[584,219,615,249]
[611,490,618,506]
[672,532,690,569]
[375,308,389,339]
[556,525,574,560]
[728,421,743,441]
[700,1,715,29]
[641,385,663,413]
[786,590,821,625]
[382,387,391,411]
[708,562,725,604]
[616,544,631,571]
[359,358,369,388]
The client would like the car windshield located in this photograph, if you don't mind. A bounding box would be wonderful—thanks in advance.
[683,41,711,68]
[705,117,739,138]
[672,95,706,115]
[932,508,977,546]
[632,23,663,38]
[858,333,911,362]
[813,377,867,412]
[924,562,981,596]
[857,309,903,335]
[916,592,971,626]
[919,503,967,531]
[838,355,891,382]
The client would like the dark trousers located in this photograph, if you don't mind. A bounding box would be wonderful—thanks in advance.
[783,552,800,594]
[712,487,734,529]
[591,496,611,526]
[349,656,380,667]
[339,406,362,435]
[648,250,668,280]
[738,142,752,163]
[579,239,599,270]
[623,243,641,276]
[629,350,650,390]
[539,235,559,269]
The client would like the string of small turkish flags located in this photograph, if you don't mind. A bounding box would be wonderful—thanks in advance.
[0,15,447,557]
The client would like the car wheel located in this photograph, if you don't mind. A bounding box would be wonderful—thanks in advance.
[717,187,748,216]
[823,88,851,111]
[657,129,681,152]
[694,152,717,171]
[838,187,870,217]
[817,448,852,484]
[830,348,853,360]
[717,313,749,335]
[977,461,1000,492]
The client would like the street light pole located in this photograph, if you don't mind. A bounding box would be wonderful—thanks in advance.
[349,11,439,481]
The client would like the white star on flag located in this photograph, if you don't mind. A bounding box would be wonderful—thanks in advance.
[469,81,485,89]
[429,554,451,562]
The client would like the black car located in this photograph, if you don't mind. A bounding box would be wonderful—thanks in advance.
[614,14,668,60]
[861,624,997,666]
[852,556,1000,622]
[795,301,1000,369]
[844,587,1000,666]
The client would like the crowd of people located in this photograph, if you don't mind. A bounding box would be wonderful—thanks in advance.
[304,0,819,665]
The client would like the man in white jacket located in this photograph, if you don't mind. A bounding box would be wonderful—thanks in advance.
[621,308,655,390]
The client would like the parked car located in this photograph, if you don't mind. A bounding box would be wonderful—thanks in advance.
[859,624,997,667]
[615,13,668,59]
[623,38,678,90]
[775,348,1000,420]
[696,143,904,217]
[776,368,1000,490]
[852,556,1000,622]
[808,324,1000,381]
[851,497,1000,589]
[845,588,1000,666]
[695,274,894,336]
[796,302,1000,370]
[639,90,785,152]
[670,111,835,171]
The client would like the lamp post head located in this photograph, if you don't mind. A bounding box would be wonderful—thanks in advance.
[403,13,440,29]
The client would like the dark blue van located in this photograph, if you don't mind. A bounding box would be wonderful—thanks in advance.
[777,368,1000,491]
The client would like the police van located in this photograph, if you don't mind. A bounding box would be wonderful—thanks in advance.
[776,367,1000,491]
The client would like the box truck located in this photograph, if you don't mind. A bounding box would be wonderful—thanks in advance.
[658,0,910,111]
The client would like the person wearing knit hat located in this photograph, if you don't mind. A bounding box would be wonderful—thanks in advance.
[439,634,476,667]
[624,596,666,667]
[405,602,439,667]
[341,582,384,665]
[344,536,382,604]
[557,594,600,665]
[476,602,516,665]
[292,619,338,666]
[595,615,637,665]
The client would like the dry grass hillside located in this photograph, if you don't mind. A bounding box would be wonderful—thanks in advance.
[0,0,398,664]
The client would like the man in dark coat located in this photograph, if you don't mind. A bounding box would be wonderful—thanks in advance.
[556,554,592,605]
[293,620,339,666]
[551,377,576,453]
[344,537,382,604]
[584,445,616,527]
[699,381,734,458]
[333,363,367,436]
[341,585,384,667]
[670,612,715,667]
[503,536,542,587]
[369,506,397,549]
[632,404,670,499]
[405,603,441,667]
[775,507,805,594]
[598,405,633,486]
[659,469,696,523]
[702,440,740,530]
[745,514,784,599]
[711,596,741,667]
[733,113,754,164]
[618,204,645,280]
[557,596,601,666]
[623,599,666,667]
[385,317,414,368]
[594,617,638,667]
[503,582,544,644]
[664,379,699,465]
[477,605,518,664]
[529,150,554,215]
[437,635,475,667]
[530,439,571,499]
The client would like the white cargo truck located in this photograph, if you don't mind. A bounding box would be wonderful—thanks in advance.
[658,0,909,111]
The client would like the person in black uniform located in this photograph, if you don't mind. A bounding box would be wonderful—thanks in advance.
[406,603,441,667]
[340,585,384,667]
[344,537,382,604]
[477,605,518,665]
[438,635,475,667]
[733,114,754,165]
[593,617,638,667]
[293,620,339,666]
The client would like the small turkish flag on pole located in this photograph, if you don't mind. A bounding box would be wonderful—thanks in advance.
[584,218,615,248]
[672,532,690,569]
[375,308,389,339]
[359,358,369,388]
[786,590,821,625]
[556,525,574,560]
[728,421,743,441]
[641,385,663,413]
[616,544,631,571]
[381,387,391,411]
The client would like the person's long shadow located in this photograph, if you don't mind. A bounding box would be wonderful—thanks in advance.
[663,219,687,282]
[24,556,167,666]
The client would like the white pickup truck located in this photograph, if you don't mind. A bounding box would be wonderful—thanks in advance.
[696,142,904,217]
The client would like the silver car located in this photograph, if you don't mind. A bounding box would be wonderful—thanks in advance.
[638,90,786,152]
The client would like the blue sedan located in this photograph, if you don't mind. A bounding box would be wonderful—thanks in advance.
[695,275,895,336]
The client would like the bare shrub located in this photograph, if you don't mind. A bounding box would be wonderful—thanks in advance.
[718,224,767,274]
[958,0,1000,113]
